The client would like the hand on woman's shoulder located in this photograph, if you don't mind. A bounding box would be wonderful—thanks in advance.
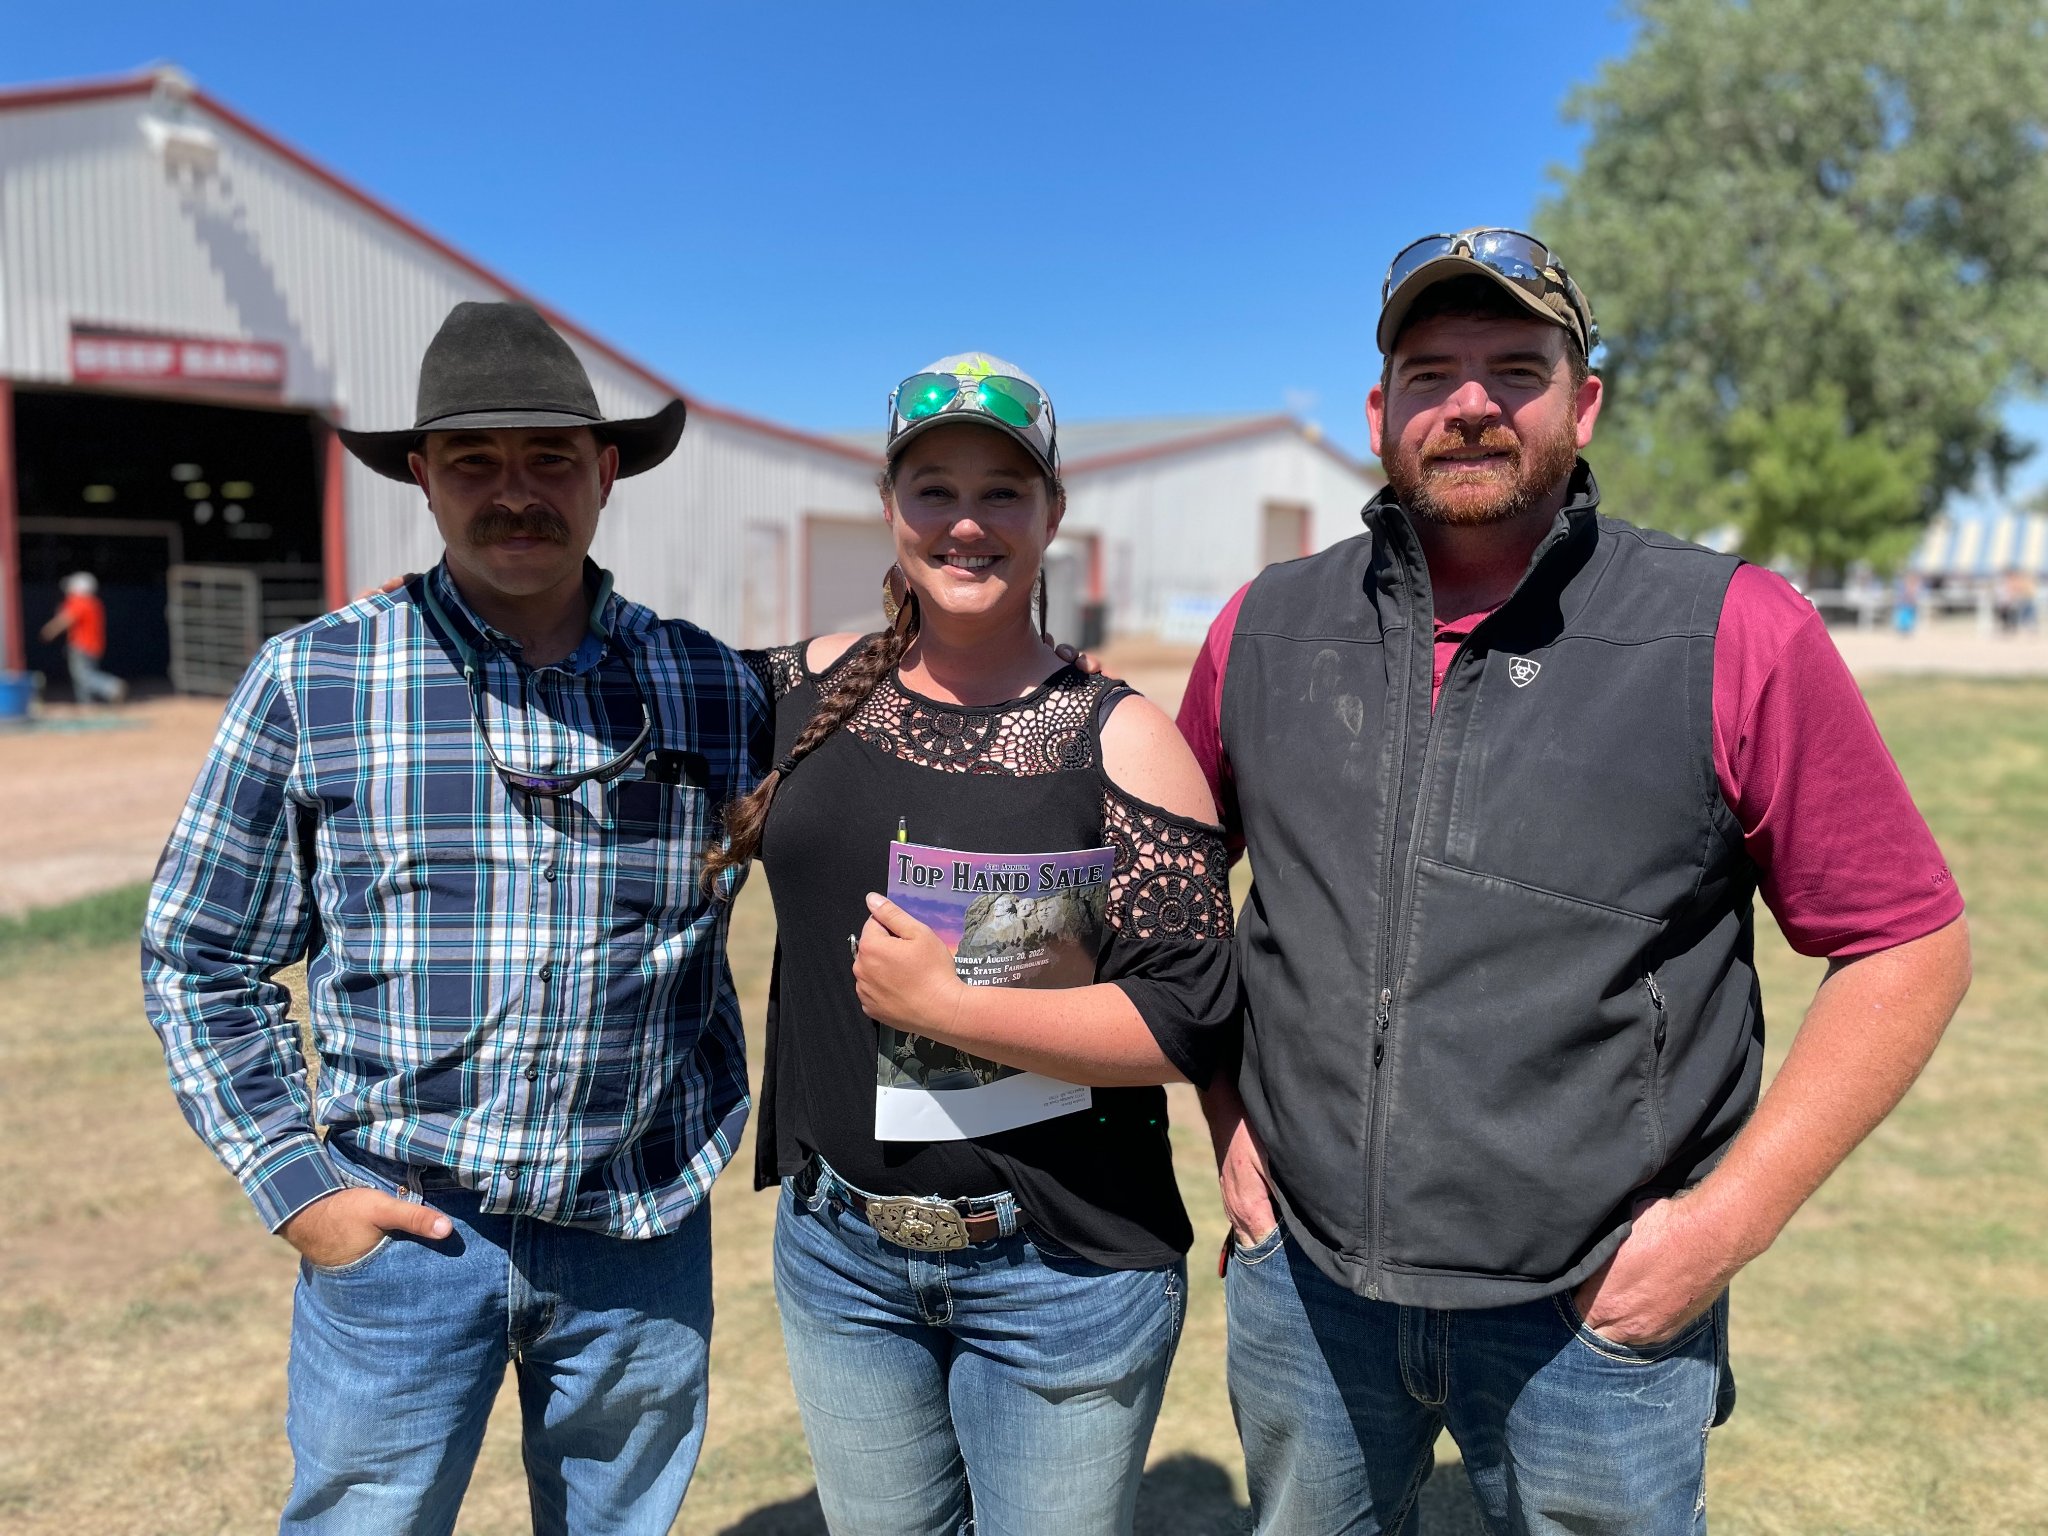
[1099,692,1219,825]
[805,633,865,674]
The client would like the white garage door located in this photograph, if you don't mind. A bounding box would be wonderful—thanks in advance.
[806,516,898,634]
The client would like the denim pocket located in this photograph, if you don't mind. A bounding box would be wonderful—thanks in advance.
[1023,1223,1083,1260]
[306,1233,396,1277]
[1227,1223,1287,1266]
[1553,1290,1716,1365]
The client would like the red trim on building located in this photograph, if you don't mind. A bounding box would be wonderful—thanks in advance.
[0,70,881,470]
[0,71,159,114]
[321,419,349,611]
[0,379,20,670]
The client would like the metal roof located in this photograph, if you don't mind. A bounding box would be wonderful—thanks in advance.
[1911,512,2048,577]
[833,412,1376,477]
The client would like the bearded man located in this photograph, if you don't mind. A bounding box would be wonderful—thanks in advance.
[1176,231,1971,1533]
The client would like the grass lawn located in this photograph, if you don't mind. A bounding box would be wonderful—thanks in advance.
[1,676,2042,1533]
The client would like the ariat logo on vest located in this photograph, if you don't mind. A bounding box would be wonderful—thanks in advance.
[1508,656,1542,688]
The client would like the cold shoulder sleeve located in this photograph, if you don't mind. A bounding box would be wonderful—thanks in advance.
[1095,780,1239,1087]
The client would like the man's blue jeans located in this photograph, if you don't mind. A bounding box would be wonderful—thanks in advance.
[773,1167,1186,1536]
[66,645,122,704]
[280,1176,712,1536]
[1226,1226,1733,1536]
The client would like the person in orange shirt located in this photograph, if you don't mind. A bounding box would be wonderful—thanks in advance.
[39,571,125,704]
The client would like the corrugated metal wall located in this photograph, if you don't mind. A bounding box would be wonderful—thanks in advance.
[0,83,879,648]
[1063,430,1378,634]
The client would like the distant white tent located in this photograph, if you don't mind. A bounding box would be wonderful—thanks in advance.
[1911,512,2048,578]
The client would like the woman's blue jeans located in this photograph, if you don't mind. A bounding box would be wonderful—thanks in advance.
[280,1183,712,1536]
[773,1170,1186,1536]
[1226,1225,1733,1536]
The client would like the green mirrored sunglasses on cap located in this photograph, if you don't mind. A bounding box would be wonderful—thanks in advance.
[885,352,1059,474]
[894,371,1045,429]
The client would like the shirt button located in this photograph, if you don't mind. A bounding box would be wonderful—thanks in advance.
[537,962,553,982]
[523,1064,540,1081]
[542,865,557,882]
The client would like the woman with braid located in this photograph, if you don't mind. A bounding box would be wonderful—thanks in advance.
[711,353,1237,1536]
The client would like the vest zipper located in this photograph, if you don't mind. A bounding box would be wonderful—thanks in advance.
[1363,571,1418,1301]
[1646,972,1669,1167]
[1364,509,1581,1298]
[1366,625,1455,1297]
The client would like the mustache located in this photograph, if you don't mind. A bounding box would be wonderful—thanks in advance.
[469,507,571,546]
[1420,425,1522,467]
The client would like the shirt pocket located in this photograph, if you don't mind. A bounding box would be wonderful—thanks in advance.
[607,776,714,919]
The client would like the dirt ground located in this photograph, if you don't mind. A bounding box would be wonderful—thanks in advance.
[0,697,225,917]
[3,619,2040,921]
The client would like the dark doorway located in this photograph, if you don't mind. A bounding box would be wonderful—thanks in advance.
[11,388,324,696]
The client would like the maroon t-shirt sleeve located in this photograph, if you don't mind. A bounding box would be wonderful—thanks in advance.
[1175,584,1251,861]
[1714,564,1963,958]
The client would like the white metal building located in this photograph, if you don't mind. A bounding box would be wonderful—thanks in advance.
[0,66,882,691]
[0,67,1381,692]
[1060,415,1380,640]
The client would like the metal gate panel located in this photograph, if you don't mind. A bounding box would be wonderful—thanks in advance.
[167,563,261,695]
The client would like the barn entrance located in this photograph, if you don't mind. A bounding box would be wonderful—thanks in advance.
[9,387,327,697]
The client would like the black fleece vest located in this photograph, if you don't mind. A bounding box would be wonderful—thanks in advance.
[1222,466,1763,1308]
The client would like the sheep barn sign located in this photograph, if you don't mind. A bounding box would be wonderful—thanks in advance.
[69,323,286,396]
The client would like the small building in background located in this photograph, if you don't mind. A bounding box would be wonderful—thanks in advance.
[1059,414,1379,643]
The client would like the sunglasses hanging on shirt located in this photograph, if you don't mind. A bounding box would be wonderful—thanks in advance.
[418,575,653,798]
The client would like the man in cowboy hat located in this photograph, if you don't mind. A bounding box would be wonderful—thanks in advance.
[1177,231,1971,1531]
[143,301,762,1534]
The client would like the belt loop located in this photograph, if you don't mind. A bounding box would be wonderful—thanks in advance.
[993,1190,1019,1238]
[810,1154,850,1209]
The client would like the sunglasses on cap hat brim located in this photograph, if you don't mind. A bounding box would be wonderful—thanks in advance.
[1376,228,1598,356]
[886,369,1058,475]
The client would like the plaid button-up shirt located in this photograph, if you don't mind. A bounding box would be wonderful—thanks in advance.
[143,562,766,1237]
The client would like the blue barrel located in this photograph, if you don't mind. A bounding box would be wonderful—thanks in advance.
[0,671,33,723]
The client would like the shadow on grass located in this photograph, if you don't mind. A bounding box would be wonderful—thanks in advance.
[717,1453,1488,1535]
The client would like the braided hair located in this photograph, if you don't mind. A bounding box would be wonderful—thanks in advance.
[702,456,1062,896]
[701,577,921,893]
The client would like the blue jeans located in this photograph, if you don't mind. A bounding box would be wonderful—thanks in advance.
[773,1164,1187,1536]
[281,1171,712,1536]
[1226,1226,1732,1536]
[66,646,122,703]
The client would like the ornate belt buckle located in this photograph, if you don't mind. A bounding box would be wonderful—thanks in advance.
[866,1196,970,1252]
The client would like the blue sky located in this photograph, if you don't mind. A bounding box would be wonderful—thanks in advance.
[7,1,2042,500]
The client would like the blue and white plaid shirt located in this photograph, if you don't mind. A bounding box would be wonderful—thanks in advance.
[143,562,766,1238]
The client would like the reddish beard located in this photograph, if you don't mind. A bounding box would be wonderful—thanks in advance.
[1385,419,1579,527]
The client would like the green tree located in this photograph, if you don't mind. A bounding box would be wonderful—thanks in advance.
[1543,0,2048,574]
[1727,385,1934,576]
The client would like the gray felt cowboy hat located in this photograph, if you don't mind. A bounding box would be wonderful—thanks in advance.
[337,301,687,482]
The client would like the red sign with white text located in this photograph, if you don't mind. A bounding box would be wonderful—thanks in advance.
[69,325,286,395]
